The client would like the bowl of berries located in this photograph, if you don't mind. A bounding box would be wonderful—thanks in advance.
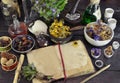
[84,21,114,46]
[11,35,35,53]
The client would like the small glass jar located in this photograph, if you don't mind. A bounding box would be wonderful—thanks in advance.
[104,46,114,58]
[36,33,48,47]
[91,48,101,59]
[8,15,28,38]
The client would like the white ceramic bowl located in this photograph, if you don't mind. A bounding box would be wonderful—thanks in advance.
[84,22,114,46]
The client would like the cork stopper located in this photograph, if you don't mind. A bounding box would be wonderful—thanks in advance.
[90,0,100,4]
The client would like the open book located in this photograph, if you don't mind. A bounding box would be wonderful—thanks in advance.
[27,40,95,82]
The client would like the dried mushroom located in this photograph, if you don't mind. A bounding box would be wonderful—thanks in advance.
[1,57,7,65]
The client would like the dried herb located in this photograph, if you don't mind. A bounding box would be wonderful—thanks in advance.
[22,64,37,80]
[22,64,53,81]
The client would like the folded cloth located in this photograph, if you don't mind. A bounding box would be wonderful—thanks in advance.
[27,40,95,82]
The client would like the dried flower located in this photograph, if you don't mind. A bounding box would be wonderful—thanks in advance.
[86,23,112,41]
[91,48,101,59]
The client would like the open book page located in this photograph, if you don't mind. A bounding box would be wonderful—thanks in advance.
[27,40,95,82]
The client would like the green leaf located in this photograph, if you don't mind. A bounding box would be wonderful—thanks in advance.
[22,64,37,81]
[31,0,68,20]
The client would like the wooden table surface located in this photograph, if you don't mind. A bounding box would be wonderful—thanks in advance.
[0,0,120,83]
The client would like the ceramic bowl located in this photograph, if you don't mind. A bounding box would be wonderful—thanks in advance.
[11,35,35,53]
[0,36,12,52]
[84,22,114,46]
[1,52,18,71]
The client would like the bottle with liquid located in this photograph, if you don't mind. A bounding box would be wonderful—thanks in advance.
[81,0,101,25]
[8,15,28,38]
[1,0,21,26]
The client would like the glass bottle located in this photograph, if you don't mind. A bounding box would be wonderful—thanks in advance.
[8,15,28,38]
[1,4,13,26]
[1,0,20,26]
[81,0,101,25]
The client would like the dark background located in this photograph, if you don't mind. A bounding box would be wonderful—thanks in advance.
[0,0,120,83]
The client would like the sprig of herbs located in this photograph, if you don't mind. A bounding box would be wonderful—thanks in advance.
[22,64,53,81]
[31,0,68,21]
[22,64,37,81]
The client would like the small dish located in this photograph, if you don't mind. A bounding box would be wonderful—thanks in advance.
[104,46,114,58]
[95,60,104,68]
[0,52,18,71]
[0,36,12,52]
[112,41,120,50]
[91,48,101,59]
[28,20,48,36]
[11,35,35,53]
[36,33,49,47]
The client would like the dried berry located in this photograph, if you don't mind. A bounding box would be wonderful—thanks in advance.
[13,35,34,52]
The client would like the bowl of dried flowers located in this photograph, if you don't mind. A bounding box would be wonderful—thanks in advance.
[84,21,114,46]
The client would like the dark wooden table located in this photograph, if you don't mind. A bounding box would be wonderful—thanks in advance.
[0,0,120,83]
